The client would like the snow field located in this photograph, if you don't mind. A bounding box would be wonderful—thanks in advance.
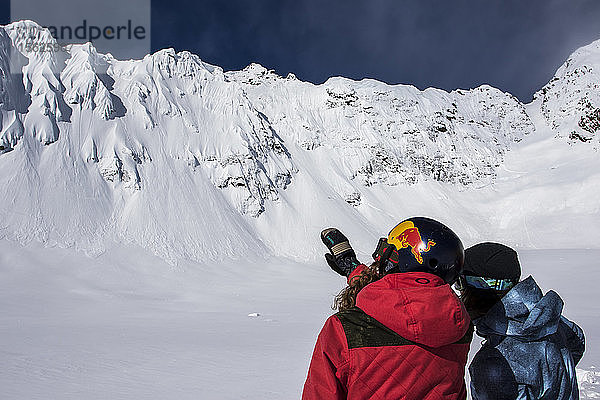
[1,240,598,399]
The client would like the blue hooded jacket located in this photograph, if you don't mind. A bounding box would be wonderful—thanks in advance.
[469,276,585,400]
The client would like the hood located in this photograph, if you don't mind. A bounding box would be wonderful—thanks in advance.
[355,272,470,348]
[475,276,563,341]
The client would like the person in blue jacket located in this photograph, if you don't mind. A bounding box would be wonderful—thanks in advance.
[456,242,585,400]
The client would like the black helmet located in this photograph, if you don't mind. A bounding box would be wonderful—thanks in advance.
[372,217,464,284]
[456,242,521,292]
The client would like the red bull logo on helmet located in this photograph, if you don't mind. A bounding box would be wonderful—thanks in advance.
[388,220,436,264]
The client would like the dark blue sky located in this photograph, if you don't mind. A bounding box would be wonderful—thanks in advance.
[3,1,600,101]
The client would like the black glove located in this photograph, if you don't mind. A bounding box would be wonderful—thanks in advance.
[321,228,361,277]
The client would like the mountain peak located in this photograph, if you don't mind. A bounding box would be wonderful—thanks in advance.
[535,38,600,146]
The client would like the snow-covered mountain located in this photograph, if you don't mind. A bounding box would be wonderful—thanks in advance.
[535,39,600,145]
[0,20,598,263]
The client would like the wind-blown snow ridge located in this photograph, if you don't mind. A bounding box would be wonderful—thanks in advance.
[0,20,599,263]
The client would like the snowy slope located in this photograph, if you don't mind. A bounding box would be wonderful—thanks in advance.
[1,240,599,400]
[0,20,599,265]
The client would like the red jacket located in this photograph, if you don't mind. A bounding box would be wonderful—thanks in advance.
[302,269,472,400]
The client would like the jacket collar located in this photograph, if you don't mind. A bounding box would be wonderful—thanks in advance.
[475,276,563,341]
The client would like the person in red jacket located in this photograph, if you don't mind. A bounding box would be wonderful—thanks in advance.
[302,217,472,400]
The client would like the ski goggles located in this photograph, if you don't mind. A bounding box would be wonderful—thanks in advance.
[372,238,399,272]
[457,275,516,291]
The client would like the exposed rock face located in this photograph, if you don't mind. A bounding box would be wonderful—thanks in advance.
[226,70,534,188]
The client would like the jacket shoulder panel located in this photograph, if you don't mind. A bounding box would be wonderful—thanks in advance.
[335,307,415,349]
[336,307,473,349]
